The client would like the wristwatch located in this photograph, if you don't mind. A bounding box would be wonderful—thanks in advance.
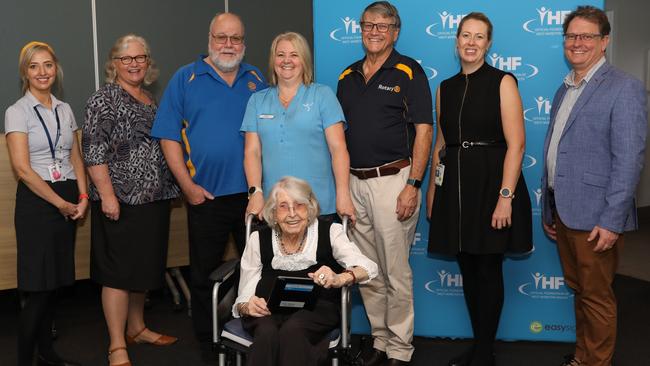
[406,178,422,188]
[248,186,262,199]
[499,187,515,199]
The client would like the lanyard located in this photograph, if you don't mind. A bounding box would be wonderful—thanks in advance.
[33,105,61,161]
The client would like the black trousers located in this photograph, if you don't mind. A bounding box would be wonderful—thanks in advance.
[187,193,247,343]
[241,300,340,366]
[457,252,504,365]
[17,291,58,366]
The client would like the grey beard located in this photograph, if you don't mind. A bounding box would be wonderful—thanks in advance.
[209,48,245,73]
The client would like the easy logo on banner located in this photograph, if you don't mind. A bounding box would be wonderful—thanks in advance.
[313,0,602,341]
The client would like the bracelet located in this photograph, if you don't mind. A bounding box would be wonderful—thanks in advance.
[78,193,89,200]
[343,269,356,285]
[239,303,249,317]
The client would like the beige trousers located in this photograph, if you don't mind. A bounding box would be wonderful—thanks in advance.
[349,166,419,362]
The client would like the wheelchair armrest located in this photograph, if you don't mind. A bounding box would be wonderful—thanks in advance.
[209,258,240,283]
[340,285,351,349]
[211,258,240,344]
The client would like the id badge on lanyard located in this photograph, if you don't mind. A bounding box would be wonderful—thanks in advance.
[34,105,63,182]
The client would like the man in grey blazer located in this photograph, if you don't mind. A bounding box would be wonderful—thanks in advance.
[541,6,647,366]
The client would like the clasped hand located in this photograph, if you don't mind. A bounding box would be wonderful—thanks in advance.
[308,265,351,289]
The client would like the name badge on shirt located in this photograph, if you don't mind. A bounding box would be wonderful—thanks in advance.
[434,163,445,186]
[48,162,64,182]
[259,114,274,119]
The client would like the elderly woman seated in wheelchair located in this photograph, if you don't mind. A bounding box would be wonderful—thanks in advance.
[232,176,377,366]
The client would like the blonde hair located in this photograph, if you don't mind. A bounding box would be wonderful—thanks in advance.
[105,34,159,86]
[268,32,313,86]
[19,41,63,94]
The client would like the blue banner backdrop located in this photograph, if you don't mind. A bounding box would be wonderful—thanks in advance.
[313,0,602,341]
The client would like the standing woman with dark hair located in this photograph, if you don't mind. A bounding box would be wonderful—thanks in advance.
[426,12,533,366]
[5,41,86,366]
[83,34,180,366]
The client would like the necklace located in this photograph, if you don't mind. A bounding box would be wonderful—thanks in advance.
[275,229,308,255]
[279,93,294,107]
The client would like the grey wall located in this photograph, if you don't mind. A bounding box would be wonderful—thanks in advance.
[1,0,313,129]
[605,0,650,206]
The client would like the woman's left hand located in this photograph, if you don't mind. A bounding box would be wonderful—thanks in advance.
[71,199,89,220]
[491,197,512,229]
[309,265,349,289]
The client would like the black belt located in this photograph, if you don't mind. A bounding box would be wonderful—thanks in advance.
[445,140,506,149]
[350,159,410,180]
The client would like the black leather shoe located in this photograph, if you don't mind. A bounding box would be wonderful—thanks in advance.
[360,348,387,366]
[448,349,473,366]
[384,358,410,366]
[37,354,81,366]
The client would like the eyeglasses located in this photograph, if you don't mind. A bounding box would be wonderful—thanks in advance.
[210,33,244,45]
[276,202,307,215]
[459,32,487,42]
[113,55,148,65]
[360,22,396,33]
[563,33,603,42]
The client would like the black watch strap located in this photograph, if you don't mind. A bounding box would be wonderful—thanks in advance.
[406,178,422,188]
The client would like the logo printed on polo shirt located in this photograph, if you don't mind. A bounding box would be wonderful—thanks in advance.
[378,84,400,93]
[247,81,257,91]
[302,103,313,112]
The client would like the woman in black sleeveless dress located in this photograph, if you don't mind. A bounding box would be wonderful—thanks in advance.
[426,13,533,366]
[233,177,377,366]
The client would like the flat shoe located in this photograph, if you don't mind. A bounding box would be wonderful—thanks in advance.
[108,347,131,366]
[126,327,177,346]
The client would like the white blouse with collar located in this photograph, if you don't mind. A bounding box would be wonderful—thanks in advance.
[233,220,378,317]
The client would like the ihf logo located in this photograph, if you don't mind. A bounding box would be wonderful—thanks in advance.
[522,7,571,36]
[532,187,542,216]
[329,16,362,44]
[518,272,573,300]
[424,270,464,297]
[416,59,438,80]
[522,154,537,170]
[487,53,539,80]
[524,96,551,125]
[425,11,466,39]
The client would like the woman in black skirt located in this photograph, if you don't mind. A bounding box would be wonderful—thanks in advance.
[82,35,180,366]
[5,41,87,366]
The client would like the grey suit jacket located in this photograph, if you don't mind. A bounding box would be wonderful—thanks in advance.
[541,62,647,233]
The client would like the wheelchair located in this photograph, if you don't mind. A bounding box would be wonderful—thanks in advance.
[210,214,353,366]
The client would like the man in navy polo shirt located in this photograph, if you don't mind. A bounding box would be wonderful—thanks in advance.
[151,12,266,359]
[337,2,432,366]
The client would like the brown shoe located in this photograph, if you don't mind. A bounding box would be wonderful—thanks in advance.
[108,347,131,366]
[126,327,178,346]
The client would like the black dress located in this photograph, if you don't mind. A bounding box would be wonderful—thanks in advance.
[428,63,533,256]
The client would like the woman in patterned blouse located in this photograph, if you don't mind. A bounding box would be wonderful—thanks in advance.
[82,34,180,366]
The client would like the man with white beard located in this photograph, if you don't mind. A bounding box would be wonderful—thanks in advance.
[152,12,266,363]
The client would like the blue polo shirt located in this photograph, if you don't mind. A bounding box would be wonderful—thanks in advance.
[241,83,345,214]
[152,56,267,197]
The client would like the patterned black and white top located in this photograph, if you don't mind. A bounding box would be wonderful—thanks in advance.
[82,83,179,205]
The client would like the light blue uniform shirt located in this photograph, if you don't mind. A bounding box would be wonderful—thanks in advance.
[241,83,345,214]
